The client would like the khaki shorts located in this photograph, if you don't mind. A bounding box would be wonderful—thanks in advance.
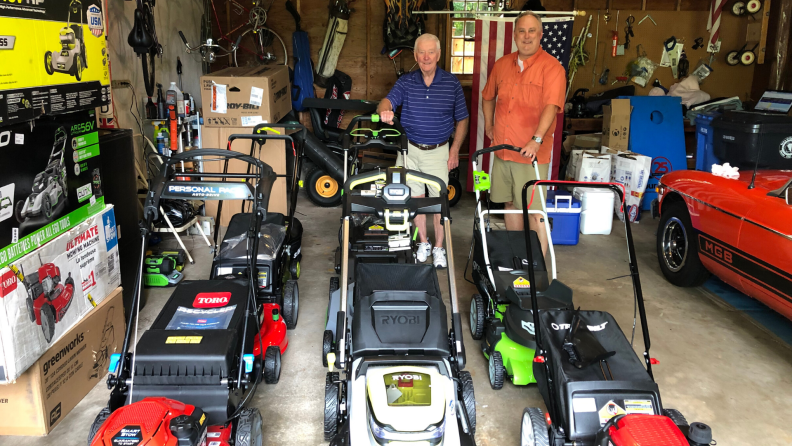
[395,142,449,198]
[490,156,549,210]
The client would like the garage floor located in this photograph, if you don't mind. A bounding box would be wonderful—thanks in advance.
[4,184,792,446]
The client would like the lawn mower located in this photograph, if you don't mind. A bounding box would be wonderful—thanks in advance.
[143,254,184,287]
[11,260,75,343]
[467,145,573,390]
[323,166,476,445]
[45,0,88,81]
[209,123,307,330]
[517,180,715,446]
[15,127,69,223]
[88,148,288,446]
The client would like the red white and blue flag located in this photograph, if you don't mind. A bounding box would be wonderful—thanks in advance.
[467,17,575,191]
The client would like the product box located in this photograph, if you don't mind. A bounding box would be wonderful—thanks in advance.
[601,99,632,152]
[0,286,123,436]
[0,205,120,384]
[0,0,110,126]
[611,153,652,223]
[201,126,288,227]
[573,152,612,183]
[200,65,292,128]
[0,110,106,268]
[563,134,602,180]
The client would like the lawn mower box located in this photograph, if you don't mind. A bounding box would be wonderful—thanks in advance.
[200,65,292,128]
[0,205,120,384]
[0,286,123,436]
[0,109,106,269]
[0,0,110,125]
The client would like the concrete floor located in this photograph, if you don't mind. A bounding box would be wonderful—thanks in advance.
[4,184,792,445]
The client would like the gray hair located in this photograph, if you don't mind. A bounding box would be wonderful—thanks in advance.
[414,33,441,53]
[514,11,543,29]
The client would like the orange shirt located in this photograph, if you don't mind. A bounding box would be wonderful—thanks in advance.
[482,49,566,164]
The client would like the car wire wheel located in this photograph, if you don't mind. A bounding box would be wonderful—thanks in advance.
[661,216,688,273]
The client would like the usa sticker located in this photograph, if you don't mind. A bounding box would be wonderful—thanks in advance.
[87,5,105,37]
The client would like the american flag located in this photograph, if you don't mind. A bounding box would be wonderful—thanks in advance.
[707,0,725,52]
[466,16,575,191]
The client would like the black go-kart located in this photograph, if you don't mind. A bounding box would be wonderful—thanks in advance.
[517,181,715,446]
[322,166,476,445]
[210,123,307,329]
[87,148,284,446]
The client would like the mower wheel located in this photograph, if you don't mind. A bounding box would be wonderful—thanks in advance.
[41,304,55,343]
[282,280,299,329]
[488,351,505,390]
[43,194,53,220]
[459,371,477,434]
[263,346,282,384]
[663,408,689,428]
[448,176,463,207]
[289,259,301,279]
[14,201,24,223]
[87,406,111,446]
[26,297,36,323]
[470,294,486,340]
[657,202,710,287]
[235,408,264,446]
[73,54,83,81]
[324,373,340,440]
[322,330,334,367]
[520,407,550,446]
[306,167,342,207]
[726,51,741,66]
[44,51,54,75]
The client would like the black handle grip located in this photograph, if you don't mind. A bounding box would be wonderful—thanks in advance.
[178,30,188,45]
[234,33,243,49]
[473,144,521,158]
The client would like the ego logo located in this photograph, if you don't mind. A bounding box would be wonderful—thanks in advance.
[651,157,671,178]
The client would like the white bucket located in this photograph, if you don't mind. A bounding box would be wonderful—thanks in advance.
[573,187,615,235]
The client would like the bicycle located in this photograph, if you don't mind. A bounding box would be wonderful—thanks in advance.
[127,0,162,98]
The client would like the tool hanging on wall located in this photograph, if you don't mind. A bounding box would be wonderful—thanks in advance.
[732,0,763,15]
[637,14,656,26]
[591,10,600,87]
[624,15,635,50]
[599,68,610,84]
[693,37,704,50]
[315,0,353,88]
[567,14,593,99]
[603,8,610,23]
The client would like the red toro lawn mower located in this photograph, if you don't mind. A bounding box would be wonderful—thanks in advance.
[87,130,304,446]
[14,260,75,343]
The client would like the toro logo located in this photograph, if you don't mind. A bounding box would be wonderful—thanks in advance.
[699,237,733,264]
[0,270,17,298]
[193,292,231,308]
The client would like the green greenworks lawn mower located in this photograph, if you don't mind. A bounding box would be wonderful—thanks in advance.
[467,145,573,389]
[143,253,184,287]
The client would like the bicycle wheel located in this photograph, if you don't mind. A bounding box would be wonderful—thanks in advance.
[141,50,156,97]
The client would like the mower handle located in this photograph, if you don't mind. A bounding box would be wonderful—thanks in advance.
[344,114,406,137]
[473,144,523,157]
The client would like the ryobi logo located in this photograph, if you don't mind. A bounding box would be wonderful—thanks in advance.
[391,374,423,381]
[71,121,95,134]
[193,292,231,308]
[379,315,421,325]
[551,321,608,332]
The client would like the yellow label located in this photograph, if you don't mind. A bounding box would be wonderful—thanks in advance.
[598,400,626,425]
[87,293,97,307]
[513,277,531,288]
[199,413,206,425]
[368,225,384,231]
[166,336,203,344]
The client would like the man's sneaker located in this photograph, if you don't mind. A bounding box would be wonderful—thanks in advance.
[432,247,447,269]
[416,242,432,263]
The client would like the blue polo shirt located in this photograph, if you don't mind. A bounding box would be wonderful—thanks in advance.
[385,68,469,145]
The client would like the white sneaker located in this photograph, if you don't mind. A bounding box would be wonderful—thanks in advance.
[432,247,447,269]
[416,242,432,263]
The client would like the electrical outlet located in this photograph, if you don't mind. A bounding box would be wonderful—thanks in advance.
[111,79,131,89]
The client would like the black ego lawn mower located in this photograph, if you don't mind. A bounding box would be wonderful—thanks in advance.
[517,181,715,446]
[45,0,88,80]
[87,148,285,446]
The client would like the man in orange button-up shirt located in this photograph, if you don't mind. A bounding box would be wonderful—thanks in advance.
[482,11,566,255]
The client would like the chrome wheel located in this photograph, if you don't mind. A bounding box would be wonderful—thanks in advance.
[661,217,688,272]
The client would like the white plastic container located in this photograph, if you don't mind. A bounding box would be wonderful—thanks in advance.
[573,187,615,235]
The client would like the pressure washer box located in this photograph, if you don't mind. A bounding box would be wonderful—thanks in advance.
[0,205,120,384]
[0,0,110,126]
[0,286,123,436]
[200,65,292,128]
[0,110,106,269]
[545,191,581,245]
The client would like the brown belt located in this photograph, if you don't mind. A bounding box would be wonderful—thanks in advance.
[409,140,447,151]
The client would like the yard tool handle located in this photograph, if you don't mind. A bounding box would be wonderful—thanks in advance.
[473,144,522,158]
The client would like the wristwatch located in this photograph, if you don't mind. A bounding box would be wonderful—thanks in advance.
[531,135,544,144]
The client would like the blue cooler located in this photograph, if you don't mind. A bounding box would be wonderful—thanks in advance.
[545,191,582,245]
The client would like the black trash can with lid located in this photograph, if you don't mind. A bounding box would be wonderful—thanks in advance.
[711,110,792,169]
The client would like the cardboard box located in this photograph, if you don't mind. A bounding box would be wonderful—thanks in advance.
[0,1,110,125]
[201,127,288,227]
[200,66,292,128]
[562,133,602,155]
[601,99,632,152]
[0,110,107,268]
[0,205,120,383]
[0,286,123,436]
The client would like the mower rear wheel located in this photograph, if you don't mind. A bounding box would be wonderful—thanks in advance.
[306,167,341,207]
[489,351,505,390]
[87,406,111,446]
[41,304,55,343]
[44,51,54,75]
[657,202,710,287]
[14,201,24,223]
[470,294,486,340]
[26,298,36,323]
[235,408,264,446]
[73,54,83,81]
[459,371,477,434]
[43,194,53,220]
[322,330,334,367]
[282,280,299,329]
[663,408,689,427]
[324,374,340,440]
[448,176,462,207]
[289,260,301,279]
[520,407,550,446]
[263,346,281,384]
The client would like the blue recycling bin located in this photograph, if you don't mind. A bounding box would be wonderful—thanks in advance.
[695,112,722,171]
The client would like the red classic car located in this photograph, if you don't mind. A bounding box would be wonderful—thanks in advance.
[654,170,792,320]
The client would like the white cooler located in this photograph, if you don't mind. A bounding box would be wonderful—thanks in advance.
[573,187,615,235]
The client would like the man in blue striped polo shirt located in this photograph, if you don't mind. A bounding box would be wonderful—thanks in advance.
[378,33,469,268]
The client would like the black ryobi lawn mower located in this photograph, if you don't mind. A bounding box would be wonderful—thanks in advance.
[210,123,307,330]
[88,148,285,446]
[323,166,476,446]
[517,181,715,446]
